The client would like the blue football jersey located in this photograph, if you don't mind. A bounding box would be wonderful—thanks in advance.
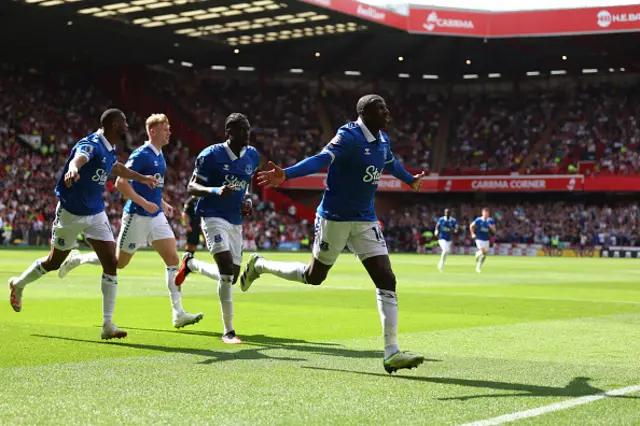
[472,217,496,241]
[317,118,398,222]
[55,130,117,216]
[124,143,165,217]
[194,142,260,225]
[436,216,458,241]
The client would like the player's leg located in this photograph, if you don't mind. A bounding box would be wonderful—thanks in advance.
[184,217,200,255]
[437,239,449,272]
[176,219,221,285]
[151,216,204,328]
[84,212,127,340]
[351,222,425,374]
[9,206,77,311]
[475,240,488,272]
[239,216,345,291]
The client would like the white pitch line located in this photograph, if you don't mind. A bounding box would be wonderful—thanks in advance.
[460,384,640,426]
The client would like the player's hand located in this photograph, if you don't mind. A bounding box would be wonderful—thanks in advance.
[471,233,476,240]
[164,203,175,218]
[217,185,238,198]
[186,224,193,232]
[256,161,286,188]
[64,166,80,187]
[142,201,160,215]
[409,171,426,192]
[242,199,253,217]
[141,175,159,189]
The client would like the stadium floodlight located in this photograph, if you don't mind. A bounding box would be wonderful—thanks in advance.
[551,70,566,75]
[181,61,193,67]
[562,55,567,60]
[227,20,251,27]
[526,71,540,76]
[103,3,129,10]
[167,17,192,24]
[25,0,46,3]
[40,0,64,5]
[238,66,255,71]
[231,3,251,9]
[620,67,626,72]
[181,9,207,17]
[309,15,329,21]
[315,52,321,57]
[146,2,172,9]
[120,6,144,13]
[398,56,404,62]
[609,68,615,72]
[488,73,501,78]
[253,0,274,5]
[195,13,220,20]
[133,17,151,24]
[245,7,265,13]
[465,59,471,65]
[132,0,155,4]
[211,65,226,70]
[290,68,304,74]
[154,14,179,20]
[298,12,317,18]
[288,18,306,24]
[463,74,479,79]
[345,71,361,76]
[142,21,165,27]
[422,74,438,80]
[78,7,101,13]
[222,10,242,16]
[168,59,175,64]
[582,69,598,74]
[95,10,117,17]
[209,6,228,12]
[398,73,410,79]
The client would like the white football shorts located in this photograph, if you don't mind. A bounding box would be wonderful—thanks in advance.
[438,239,452,253]
[117,212,174,254]
[201,216,243,265]
[51,203,114,251]
[312,215,388,266]
[475,239,490,251]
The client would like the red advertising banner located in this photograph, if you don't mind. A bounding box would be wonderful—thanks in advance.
[490,5,640,37]
[438,175,584,192]
[278,174,594,192]
[408,8,488,36]
[583,176,640,192]
[299,0,407,30]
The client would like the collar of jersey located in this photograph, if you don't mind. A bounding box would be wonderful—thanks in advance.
[356,117,380,144]
[224,140,247,161]
[96,129,114,151]
[144,141,162,156]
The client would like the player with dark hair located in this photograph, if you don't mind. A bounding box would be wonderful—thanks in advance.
[175,113,259,344]
[240,95,426,374]
[182,195,201,255]
[470,207,496,273]
[435,208,458,272]
[57,114,203,329]
[8,109,158,339]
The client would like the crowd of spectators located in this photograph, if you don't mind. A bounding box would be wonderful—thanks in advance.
[381,201,639,252]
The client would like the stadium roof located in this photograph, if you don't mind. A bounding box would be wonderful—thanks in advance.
[3,0,639,81]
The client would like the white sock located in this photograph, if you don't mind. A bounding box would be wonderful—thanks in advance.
[218,274,234,334]
[166,265,184,315]
[439,251,447,266]
[255,258,307,283]
[101,274,118,325]
[79,252,100,265]
[14,259,47,288]
[377,289,399,359]
[479,254,486,267]
[188,258,220,281]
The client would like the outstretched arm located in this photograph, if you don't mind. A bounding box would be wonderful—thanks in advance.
[112,162,158,188]
[384,159,425,192]
[63,154,89,187]
[284,152,332,180]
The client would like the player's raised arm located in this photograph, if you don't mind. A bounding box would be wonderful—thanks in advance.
[63,153,89,187]
[112,162,158,188]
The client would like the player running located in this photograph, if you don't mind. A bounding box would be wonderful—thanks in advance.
[434,209,458,272]
[174,113,259,344]
[182,195,201,255]
[58,114,204,329]
[240,94,426,374]
[8,109,158,339]
[469,207,496,273]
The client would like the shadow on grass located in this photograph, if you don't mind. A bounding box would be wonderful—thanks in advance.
[32,332,400,365]
[303,367,640,401]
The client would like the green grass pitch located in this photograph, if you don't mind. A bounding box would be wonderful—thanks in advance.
[1,249,640,425]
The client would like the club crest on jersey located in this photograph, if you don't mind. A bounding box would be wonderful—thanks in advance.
[362,165,382,185]
[223,164,230,171]
[154,161,159,166]
[364,148,371,155]
[245,164,253,175]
